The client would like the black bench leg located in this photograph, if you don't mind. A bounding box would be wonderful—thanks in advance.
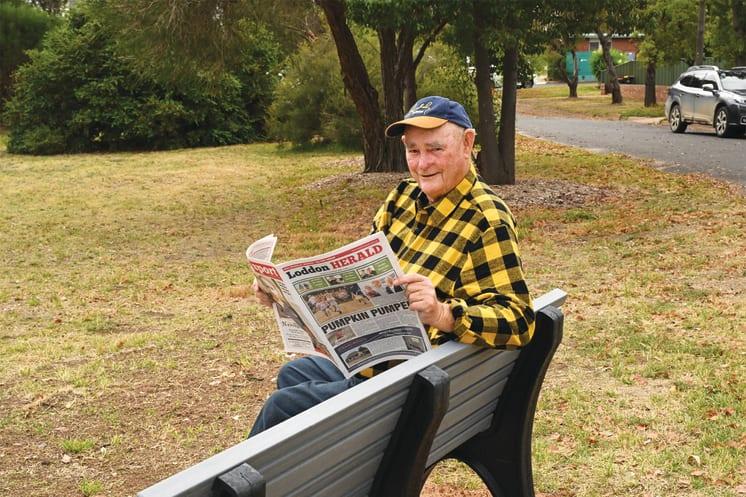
[445,307,564,497]
[370,365,450,497]
[213,462,266,497]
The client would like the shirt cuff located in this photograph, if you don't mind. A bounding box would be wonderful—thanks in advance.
[446,298,471,339]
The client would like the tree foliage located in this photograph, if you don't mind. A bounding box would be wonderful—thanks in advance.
[584,0,644,103]
[590,47,627,81]
[266,30,380,148]
[95,0,259,89]
[543,2,598,98]
[0,0,58,107]
[4,6,279,154]
[708,0,746,66]
[26,0,66,14]
[637,0,698,64]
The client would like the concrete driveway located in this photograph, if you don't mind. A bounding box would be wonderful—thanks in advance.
[516,114,746,186]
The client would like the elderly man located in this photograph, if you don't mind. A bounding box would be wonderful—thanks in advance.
[249,96,534,436]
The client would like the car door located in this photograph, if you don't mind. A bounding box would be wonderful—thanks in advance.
[677,74,698,120]
[694,71,720,123]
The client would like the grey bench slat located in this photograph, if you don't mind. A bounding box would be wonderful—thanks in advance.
[427,404,495,465]
[282,444,385,497]
[265,422,398,496]
[439,374,509,435]
[442,349,517,389]
[446,351,516,398]
[533,288,567,310]
[255,388,407,478]
[428,376,509,458]
[438,365,511,431]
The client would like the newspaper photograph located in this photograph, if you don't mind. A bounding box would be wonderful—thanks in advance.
[246,232,430,377]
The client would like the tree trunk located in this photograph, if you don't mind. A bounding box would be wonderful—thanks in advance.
[732,0,746,65]
[597,31,622,104]
[644,60,656,107]
[695,0,706,65]
[402,55,418,109]
[397,29,418,110]
[316,0,398,173]
[553,46,579,98]
[569,49,579,98]
[408,20,446,109]
[496,45,517,185]
[378,27,408,172]
[472,3,501,184]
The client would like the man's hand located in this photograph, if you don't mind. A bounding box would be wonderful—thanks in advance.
[394,273,454,332]
[252,280,275,308]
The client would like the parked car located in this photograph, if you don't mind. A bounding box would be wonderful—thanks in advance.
[664,65,746,137]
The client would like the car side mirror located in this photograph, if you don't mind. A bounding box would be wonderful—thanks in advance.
[702,83,715,92]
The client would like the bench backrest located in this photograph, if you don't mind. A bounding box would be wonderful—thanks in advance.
[138,289,566,497]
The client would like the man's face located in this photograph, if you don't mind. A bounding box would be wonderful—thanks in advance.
[402,123,474,203]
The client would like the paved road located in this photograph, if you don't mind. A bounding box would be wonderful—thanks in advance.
[516,114,746,186]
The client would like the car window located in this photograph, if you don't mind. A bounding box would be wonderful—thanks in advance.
[719,71,746,91]
[680,75,697,87]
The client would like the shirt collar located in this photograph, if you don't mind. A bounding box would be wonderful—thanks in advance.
[416,165,477,226]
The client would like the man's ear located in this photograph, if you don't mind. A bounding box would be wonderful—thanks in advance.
[463,128,476,155]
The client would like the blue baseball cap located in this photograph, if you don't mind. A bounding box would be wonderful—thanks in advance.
[385,96,474,137]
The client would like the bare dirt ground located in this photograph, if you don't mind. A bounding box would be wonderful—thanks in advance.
[307,165,616,211]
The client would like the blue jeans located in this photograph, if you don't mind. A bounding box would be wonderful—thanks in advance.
[249,356,364,437]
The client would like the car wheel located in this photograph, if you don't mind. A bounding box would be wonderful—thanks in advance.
[669,104,687,133]
[714,107,738,138]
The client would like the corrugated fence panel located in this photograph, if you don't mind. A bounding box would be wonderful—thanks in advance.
[601,60,728,86]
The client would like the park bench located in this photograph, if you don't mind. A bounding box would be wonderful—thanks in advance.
[138,288,566,497]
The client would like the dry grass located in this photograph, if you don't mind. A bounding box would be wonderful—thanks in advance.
[1,134,744,497]
[517,83,665,120]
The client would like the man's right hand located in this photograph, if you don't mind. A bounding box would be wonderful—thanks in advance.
[252,280,275,308]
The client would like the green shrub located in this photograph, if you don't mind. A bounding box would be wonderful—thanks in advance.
[546,50,566,81]
[3,8,279,154]
[267,30,380,149]
[0,1,58,109]
[590,48,628,82]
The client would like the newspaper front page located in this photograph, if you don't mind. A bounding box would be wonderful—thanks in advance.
[246,232,430,377]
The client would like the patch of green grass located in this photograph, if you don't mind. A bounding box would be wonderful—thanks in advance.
[518,85,666,121]
[563,208,598,222]
[79,478,103,497]
[620,104,665,119]
[61,438,96,454]
[518,82,600,99]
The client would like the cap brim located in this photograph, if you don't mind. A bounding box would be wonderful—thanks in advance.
[385,116,448,137]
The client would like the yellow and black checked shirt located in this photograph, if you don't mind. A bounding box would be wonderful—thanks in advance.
[372,165,535,350]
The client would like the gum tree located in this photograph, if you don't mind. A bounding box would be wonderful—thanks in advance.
[317,0,455,172]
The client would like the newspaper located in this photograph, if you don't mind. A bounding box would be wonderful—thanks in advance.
[246,232,430,378]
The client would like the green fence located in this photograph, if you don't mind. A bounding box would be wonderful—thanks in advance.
[600,60,726,86]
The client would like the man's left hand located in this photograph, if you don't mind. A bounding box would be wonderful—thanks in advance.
[394,273,454,332]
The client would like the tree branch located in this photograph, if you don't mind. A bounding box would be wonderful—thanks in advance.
[413,19,447,69]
